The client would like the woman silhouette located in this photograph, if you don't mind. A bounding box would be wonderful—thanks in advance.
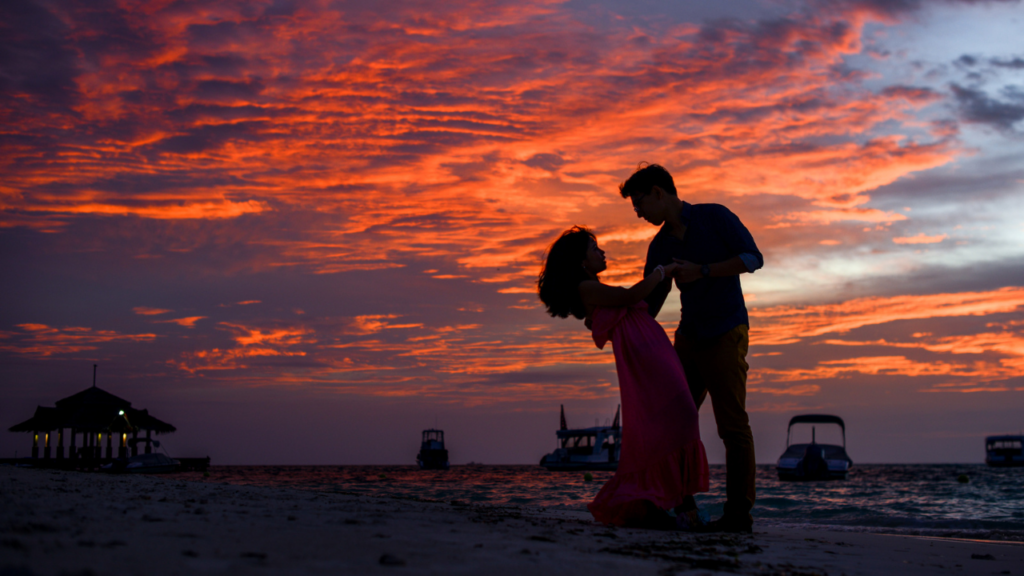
[538,226,709,529]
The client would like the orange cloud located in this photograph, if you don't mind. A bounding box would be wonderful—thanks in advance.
[0,1,963,292]
[893,233,947,244]
[597,226,659,245]
[3,1,1006,413]
[0,324,157,357]
[172,347,308,374]
[758,355,962,382]
[25,199,267,220]
[133,307,171,316]
[219,323,313,347]
[751,287,1024,346]
[748,384,821,396]
[347,315,425,335]
[156,316,207,328]
[746,288,1024,392]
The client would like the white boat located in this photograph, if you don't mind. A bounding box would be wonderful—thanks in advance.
[986,435,1024,467]
[101,452,179,474]
[416,429,450,470]
[539,405,620,471]
[777,414,853,481]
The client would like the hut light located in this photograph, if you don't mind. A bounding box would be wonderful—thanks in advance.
[119,410,124,416]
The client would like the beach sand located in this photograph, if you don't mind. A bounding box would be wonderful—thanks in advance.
[2,466,1022,575]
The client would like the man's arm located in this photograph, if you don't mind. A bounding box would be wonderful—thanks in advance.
[673,205,762,283]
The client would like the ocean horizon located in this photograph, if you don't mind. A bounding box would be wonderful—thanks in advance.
[161,463,1024,541]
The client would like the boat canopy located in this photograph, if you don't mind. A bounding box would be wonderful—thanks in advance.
[421,429,444,443]
[787,414,845,447]
[986,435,1024,442]
[556,426,618,438]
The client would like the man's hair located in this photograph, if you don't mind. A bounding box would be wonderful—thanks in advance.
[618,163,677,199]
[537,226,595,320]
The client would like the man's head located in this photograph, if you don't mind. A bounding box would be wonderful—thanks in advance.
[618,163,678,226]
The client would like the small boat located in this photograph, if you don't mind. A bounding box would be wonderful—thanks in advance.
[101,452,179,474]
[986,435,1024,467]
[776,414,853,481]
[539,405,621,471]
[416,429,449,470]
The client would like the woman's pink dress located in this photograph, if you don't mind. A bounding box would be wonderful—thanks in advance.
[587,301,709,526]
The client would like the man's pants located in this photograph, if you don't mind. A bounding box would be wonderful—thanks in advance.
[675,324,755,523]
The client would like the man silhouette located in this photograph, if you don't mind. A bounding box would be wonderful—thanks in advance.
[619,164,763,533]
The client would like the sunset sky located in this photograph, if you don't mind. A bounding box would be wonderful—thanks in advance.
[3,0,1023,465]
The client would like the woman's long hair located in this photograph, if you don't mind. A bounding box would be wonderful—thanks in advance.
[538,226,595,319]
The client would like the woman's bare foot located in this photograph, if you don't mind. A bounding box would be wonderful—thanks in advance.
[673,495,706,531]
[625,500,677,531]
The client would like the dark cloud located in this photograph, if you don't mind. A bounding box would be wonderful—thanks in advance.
[194,79,267,102]
[957,54,978,67]
[523,153,566,171]
[950,83,1024,132]
[187,20,249,50]
[873,163,1024,203]
[263,0,299,17]
[846,255,1024,302]
[168,104,296,123]
[880,85,941,103]
[815,0,1021,19]
[150,121,272,154]
[991,56,1024,69]
[84,171,253,196]
[374,213,463,231]
[0,0,80,106]
[65,0,158,66]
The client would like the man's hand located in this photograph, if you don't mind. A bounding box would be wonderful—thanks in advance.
[671,259,703,283]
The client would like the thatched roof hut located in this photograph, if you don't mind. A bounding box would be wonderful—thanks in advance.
[9,386,175,435]
[8,365,174,461]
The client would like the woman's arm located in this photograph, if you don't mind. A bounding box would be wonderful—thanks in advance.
[579,263,677,308]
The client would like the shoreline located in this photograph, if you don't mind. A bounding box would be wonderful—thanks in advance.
[4,465,1024,575]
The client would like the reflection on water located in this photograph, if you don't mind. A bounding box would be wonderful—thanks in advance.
[172,464,1024,538]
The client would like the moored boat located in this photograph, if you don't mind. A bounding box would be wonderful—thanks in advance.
[539,405,620,471]
[101,452,179,474]
[777,414,853,481]
[416,429,449,470]
[986,435,1024,467]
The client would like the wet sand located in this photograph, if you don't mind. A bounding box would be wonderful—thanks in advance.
[2,465,1022,575]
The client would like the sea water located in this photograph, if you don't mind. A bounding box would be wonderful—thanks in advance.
[172,464,1024,540]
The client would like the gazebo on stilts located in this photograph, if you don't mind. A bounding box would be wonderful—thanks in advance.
[6,365,207,471]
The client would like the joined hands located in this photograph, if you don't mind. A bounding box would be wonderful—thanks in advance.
[669,258,703,283]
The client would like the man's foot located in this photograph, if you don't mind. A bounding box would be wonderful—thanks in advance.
[698,516,753,534]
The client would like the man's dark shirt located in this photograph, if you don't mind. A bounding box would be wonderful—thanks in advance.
[644,201,763,340]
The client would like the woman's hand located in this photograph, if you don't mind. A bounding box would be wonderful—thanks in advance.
[661,262,680,280]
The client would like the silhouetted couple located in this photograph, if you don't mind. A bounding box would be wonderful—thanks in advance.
[539,164,762,533]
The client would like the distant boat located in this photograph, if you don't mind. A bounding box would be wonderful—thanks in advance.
[986,435,1024,467]
[539,405,620,471]
[777,414,853,481]
[416,429,449,470]
[101,452,179,474]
